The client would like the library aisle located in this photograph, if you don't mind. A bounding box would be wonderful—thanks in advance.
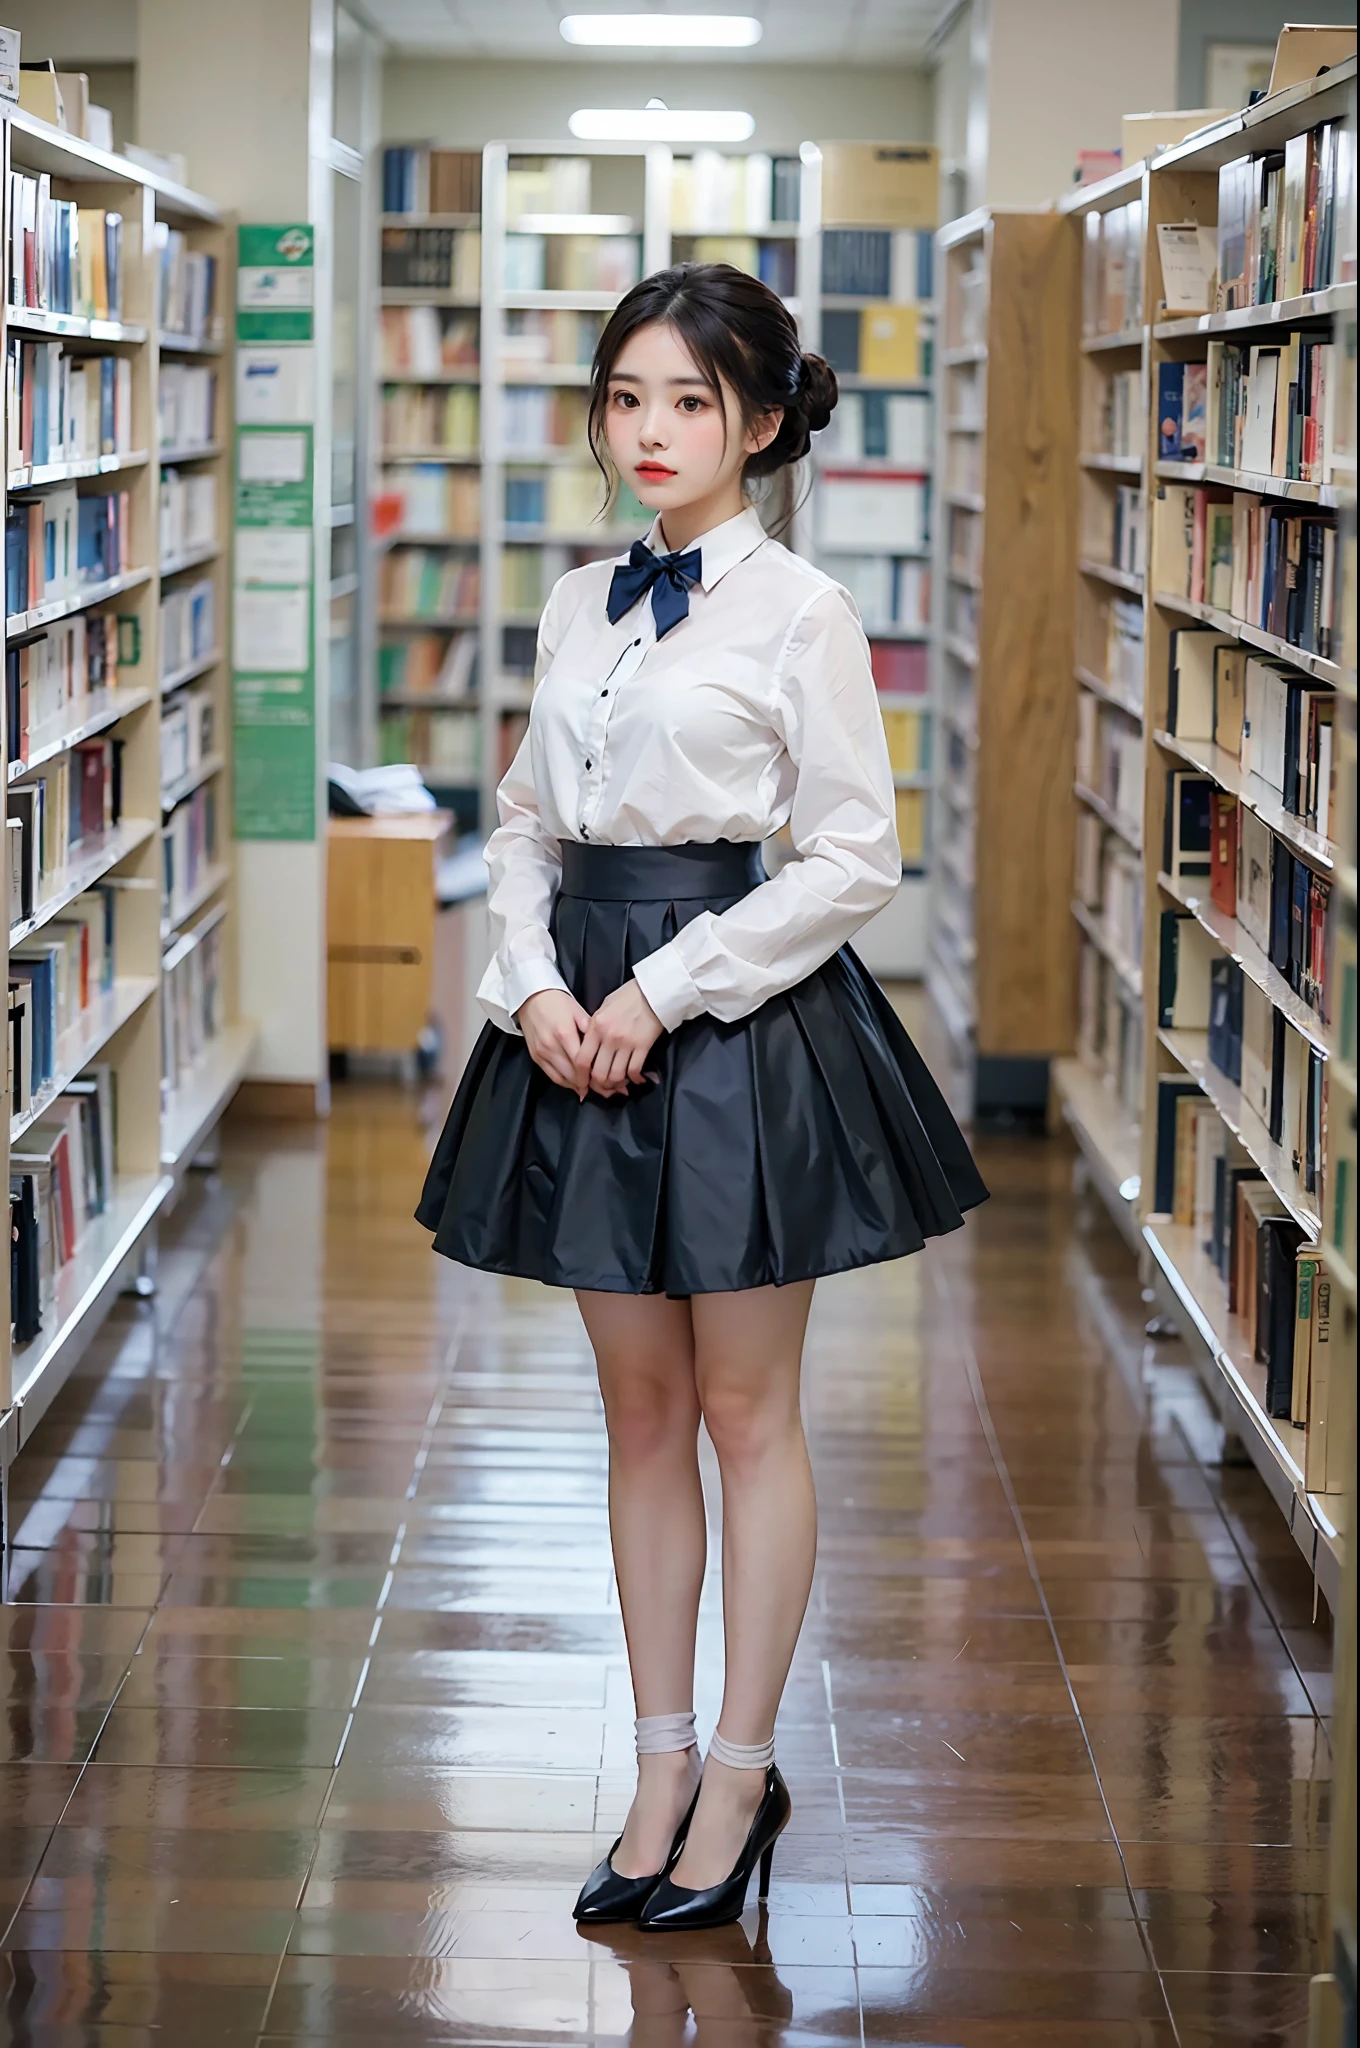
[0,1078,1332,2044]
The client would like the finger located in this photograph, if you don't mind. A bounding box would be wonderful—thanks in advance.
[590,1037,620,1086]
[533,1049,574,1089]
[627,1043,650,1083]
[549,1047,581,1089]
[597,1044,630,1090]
[569,1032,595,1096]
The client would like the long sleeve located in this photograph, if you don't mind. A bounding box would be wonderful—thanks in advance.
[475,589,572,1034]
[631,586,901,1031]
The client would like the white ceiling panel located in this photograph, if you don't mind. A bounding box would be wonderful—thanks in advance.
[363,0,944,62]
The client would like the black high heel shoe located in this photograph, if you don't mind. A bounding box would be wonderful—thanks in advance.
[573,1781,701,1925]
[638,1764,790,1931]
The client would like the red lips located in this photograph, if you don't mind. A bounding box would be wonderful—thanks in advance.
[635,464,676,479]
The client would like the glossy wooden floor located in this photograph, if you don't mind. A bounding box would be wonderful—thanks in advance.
[0,1075,1332,2045]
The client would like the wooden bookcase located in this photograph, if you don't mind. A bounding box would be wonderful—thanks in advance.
[799,147,936,978]
[1050,160,1151,1244]
[0,105,253,1546]
[477,141,671,840]
[1048,60,1356,1620]
[1138,63,1355,1618]
[376,145,483,823]
[928,208,1079,1122]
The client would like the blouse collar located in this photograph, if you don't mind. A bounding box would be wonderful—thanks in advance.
[638,504,768,592]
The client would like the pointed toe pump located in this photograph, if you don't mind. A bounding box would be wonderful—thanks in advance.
[573,1713,702,1926]
[639,1755,791,1934]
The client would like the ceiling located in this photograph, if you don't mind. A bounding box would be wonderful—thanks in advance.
[361,0,947,66]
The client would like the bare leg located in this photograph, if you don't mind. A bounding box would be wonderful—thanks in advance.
[577,1288,707,1879]
[670,1279,817,1890]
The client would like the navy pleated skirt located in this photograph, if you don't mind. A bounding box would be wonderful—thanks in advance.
[416,840,987,1295]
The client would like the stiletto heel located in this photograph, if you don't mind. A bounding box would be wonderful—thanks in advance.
[574,1716,702,1926]
[639,1765,791,1932]
[573,1781,700,1924]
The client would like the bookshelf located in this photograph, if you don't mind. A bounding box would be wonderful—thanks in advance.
[1,104,253,1542]
[477,142,671,835]
[1139,62,1355,1614]
[801,147,937,977]
[1051,159,1151,1244]
[926,207,1080,1123]
[377,144,484,820]
[1049,61,1357,1615]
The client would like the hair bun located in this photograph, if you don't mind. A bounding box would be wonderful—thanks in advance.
[798,352,838,435]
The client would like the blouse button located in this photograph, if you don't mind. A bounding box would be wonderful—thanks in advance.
[585,758,593,770]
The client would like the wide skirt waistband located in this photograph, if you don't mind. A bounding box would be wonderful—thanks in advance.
[557,839,765,902]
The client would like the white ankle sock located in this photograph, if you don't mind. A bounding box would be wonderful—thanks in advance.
[635,1711,698,1755]
[707,1730,775,1770]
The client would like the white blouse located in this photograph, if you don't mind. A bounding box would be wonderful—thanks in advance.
[479,504,901,1036]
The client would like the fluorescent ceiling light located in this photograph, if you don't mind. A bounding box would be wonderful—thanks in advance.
[513,213,637,234]
[561,14,762,46]
[569,107,756,141]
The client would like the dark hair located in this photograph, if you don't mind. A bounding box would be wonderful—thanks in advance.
[586,262,838,498]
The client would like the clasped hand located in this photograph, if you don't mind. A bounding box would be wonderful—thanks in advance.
[516,983,663,1099]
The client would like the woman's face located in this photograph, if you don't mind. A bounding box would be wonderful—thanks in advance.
[601,319,778,518]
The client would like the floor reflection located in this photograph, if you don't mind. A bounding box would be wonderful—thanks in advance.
[581,1915,795,2044]
[0,1078,1333,2044]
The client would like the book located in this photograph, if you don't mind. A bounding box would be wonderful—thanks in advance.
[1240,979,1274,1128]
[1209,792,1239,920]
[1172,1094,1217,1227]
[1303,1271,1334,1490]
[1258,1216,1304,1417]
[1154,1074,1202,1213]
[1157,223,1217,313]
[816,472,927,552]
[1233,1177,1287,1319]
[9,1178,42,1345]
[1236,807,1273,955]
[1167,629,1233,741]
[1158,910,1216,1030]
[1207,956,1244,1085]
[859,306,922,380]
[1162,771,1214,882]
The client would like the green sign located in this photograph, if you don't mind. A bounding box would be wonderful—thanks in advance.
[236,223,315,342]
[234,720,316,840]
[236,424,314,528]
[233,224,317,841]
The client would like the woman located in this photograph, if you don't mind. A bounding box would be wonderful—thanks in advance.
[418,263,987,1931]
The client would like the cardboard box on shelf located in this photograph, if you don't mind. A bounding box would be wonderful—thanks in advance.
[1267,24,1356,97]
[1122,109,1231,160]
[17,59,65,127]
[818,143,939,230]
[55,69,90,139]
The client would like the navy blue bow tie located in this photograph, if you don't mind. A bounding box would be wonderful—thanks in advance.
[606,540,702,640]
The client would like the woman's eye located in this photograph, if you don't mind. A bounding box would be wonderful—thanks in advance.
[679,396,704,413]
[611,389,638,408]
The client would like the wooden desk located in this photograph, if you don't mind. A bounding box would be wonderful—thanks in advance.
[327,812,452,1054]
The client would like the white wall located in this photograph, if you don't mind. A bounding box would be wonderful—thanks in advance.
[382,58,933,153]
[931,1,985,220]
[140,0,332,1097]
[984,0,1179,207]
[1178,0,1353,106]
[3,0,136,62]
